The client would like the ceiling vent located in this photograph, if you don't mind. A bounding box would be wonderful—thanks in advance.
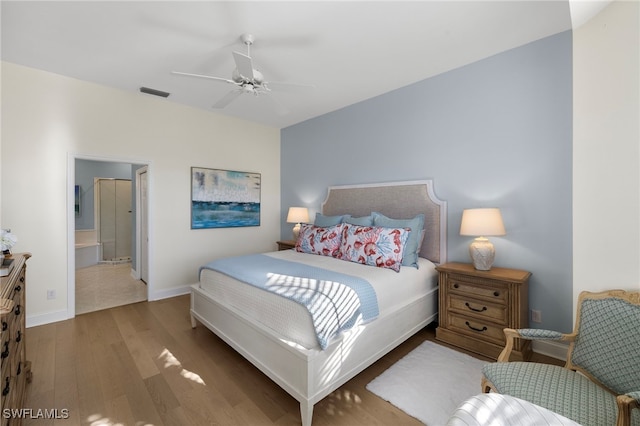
[139,87,170,98]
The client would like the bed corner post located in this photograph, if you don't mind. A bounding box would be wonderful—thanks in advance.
[190,287,197,328]
[300,401,313,426]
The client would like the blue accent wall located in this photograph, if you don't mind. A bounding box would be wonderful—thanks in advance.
[281,31,573,333]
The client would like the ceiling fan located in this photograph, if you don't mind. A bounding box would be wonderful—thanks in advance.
[172,33,312,113]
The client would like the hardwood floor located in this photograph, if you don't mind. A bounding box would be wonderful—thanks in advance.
[24,295,562,426]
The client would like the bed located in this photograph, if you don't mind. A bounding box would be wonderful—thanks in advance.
[190,180,447,425]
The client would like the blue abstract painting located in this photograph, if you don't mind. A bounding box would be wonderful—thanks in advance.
[191,167,261,229]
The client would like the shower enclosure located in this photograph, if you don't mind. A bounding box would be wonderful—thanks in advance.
[97,178,132,262]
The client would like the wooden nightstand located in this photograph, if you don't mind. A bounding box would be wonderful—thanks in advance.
[276,240,296,251]
[435,262,532,360]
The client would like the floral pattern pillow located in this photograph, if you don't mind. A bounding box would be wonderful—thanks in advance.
[295,223,345,257]
[337,225,409,272]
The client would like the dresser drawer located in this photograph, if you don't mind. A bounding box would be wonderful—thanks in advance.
[10,271,25,298]
[0,353,9,395]
[0,314,11,370]
[447,275,508,304]
[449,294,508,323]
[1,374,13,415]
[10,301,23,334]
[447,313,505,345]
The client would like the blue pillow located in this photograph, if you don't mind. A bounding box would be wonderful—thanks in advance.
[343,215,373,226]
[314,213,348,227]
[372,212,425,268]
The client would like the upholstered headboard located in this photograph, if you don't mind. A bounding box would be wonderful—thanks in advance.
[321,180,447,264]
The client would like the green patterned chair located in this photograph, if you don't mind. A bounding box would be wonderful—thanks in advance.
[482,290,640,426]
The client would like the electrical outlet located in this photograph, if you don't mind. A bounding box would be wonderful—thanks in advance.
[47,289,56,300]
[531,309,542,323]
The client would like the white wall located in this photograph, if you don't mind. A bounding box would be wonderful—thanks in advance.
[1,62,281,326]
[573,0,640,314]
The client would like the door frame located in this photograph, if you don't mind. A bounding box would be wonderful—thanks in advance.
[135,166,149,282]
[67,153,151,319]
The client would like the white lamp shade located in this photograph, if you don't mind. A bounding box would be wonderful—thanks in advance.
[460,208,506,237]
[286,207,309,224]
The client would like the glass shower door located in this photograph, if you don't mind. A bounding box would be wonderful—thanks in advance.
[99,178,132,261]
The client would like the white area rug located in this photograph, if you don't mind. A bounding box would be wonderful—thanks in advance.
[366,341,488,426]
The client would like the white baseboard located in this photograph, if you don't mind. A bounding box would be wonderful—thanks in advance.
[532,339,569,361]
[26,309,70,328]
[148,285,191,301]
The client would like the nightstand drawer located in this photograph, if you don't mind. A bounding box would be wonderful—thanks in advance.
[448,275,508,304]
[447,313,505,345]
[449,294,507,323]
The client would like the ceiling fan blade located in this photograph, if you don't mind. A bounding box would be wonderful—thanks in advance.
[213,90,243,108]
[267,81,315,93]
[172,71,235,84]
[232,51,254,80]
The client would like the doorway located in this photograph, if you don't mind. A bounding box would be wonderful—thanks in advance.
[71,157,150,316]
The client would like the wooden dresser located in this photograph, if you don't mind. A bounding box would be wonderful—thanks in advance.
[436,262,532,360]
[1,253,31,425]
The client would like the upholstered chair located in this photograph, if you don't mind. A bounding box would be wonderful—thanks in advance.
[481,289,640,426]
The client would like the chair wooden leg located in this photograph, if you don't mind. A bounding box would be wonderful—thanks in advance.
[616,394,638,426]
[481,376,495,394]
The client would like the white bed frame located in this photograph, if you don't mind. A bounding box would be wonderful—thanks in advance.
[190,180,447,425]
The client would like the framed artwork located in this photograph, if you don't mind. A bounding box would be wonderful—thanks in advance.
[191,167,261,229]
[74,185,81,217]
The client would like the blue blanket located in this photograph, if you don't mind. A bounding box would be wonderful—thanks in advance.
[200,254,379,349]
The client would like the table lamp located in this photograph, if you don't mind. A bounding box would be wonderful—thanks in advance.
[460,208,506,270]
[286,207,309,240]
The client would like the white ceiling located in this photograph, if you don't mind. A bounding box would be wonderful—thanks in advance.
[1,1,600,129]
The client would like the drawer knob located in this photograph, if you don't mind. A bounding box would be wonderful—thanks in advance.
[1,342,8,359]
[1,321,6,331]
[15,285,22,292]
[453,283,459,289]
[465,302,487,313]
[465,321,488,333]
[2,378,9,396]
[493,291,500,297]
[14,304,21,316]
[19,276,25,283]
[15,330,22,343]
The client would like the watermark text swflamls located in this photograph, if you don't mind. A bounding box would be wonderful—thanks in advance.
[2,408,70,420]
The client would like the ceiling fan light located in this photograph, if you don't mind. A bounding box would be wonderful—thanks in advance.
[252,70,264,84]
[232,69,244,83]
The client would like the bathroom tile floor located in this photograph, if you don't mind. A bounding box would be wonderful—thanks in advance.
[75,262,147,315]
